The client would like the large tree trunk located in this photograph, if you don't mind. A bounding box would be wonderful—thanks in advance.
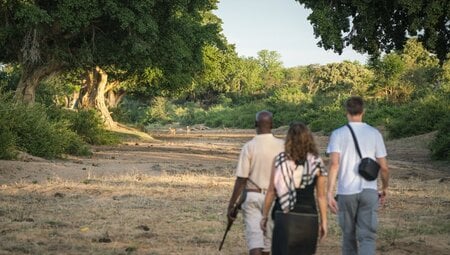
[15,61,62,103]
[105,81,126,108]
[78,66,116,129]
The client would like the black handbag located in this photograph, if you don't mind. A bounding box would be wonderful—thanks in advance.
[347,124,380,181]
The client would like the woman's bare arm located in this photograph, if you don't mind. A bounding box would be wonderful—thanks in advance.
[261,160,277,232]
[316,172,328,241]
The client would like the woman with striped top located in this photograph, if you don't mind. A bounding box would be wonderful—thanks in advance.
[260,122,328,255]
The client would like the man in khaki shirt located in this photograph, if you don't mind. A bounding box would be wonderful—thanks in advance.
[227,110,284,255]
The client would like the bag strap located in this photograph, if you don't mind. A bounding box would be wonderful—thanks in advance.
[247,177,262,190]
[346,124,362,159]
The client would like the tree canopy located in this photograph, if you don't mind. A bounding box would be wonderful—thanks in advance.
[0,0,221,102]
[297,0,450,63]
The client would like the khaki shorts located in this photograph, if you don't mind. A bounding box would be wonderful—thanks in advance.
[241,192,274,252]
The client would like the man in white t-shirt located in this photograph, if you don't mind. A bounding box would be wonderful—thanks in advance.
[227,110,284,255]
[326,96,389,255]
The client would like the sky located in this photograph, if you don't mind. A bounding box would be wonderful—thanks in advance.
[214,0,368,67]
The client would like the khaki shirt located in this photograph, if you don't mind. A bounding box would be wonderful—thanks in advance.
[235,134,285,190]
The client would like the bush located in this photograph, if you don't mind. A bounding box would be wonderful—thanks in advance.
[112,97,148,124]
[271,104,303,127]
[175,102,207,126]
[0,65,20,92]
[46,106,118,145]
[9,103,90,158]
[144,97,172,124]
[67,109,119,145]
[59,128,92,156]
[204,102,269,128]
[0,119,18,159]
[307,107,346,134]
[269,85,312,105]
[364,101,401,127]
[430,113,450,160]
[0,94,105,159]
[386,95,448,139]
[0,94,18,159]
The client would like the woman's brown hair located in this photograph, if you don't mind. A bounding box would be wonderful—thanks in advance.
[284,122,319,162]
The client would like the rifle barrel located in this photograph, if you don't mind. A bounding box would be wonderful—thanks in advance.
[218,221,233,251]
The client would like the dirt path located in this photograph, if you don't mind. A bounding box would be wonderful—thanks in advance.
[0,129,449,254]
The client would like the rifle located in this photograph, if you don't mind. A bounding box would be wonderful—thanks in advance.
[218,190,246,251]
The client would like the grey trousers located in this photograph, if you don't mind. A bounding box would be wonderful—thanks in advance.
[337,189,379,255]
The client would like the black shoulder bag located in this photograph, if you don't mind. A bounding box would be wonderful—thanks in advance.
[347,124,380,181]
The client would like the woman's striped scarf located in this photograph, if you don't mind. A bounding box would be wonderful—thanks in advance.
[274,152,327,213]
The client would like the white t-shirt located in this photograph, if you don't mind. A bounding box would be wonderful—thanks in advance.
[327,122,387,195]
[236,134,285,190]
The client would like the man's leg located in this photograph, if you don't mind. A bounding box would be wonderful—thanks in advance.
[357,189,378,255]
[242,192,266,255]
[262,209,273,255]
[338,193,358,255]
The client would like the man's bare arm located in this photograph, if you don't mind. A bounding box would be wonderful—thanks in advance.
[377,157,389,205]
[227,177,247,221]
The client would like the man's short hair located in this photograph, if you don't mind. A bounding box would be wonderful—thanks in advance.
[345,96,364,115]
[255,110,273,121]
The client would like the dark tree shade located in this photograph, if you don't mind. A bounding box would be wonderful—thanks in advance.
[297,0,450,63]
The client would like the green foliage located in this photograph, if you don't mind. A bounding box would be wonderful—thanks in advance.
[307,107,346,134]
[401,39,440,68]
[175,102,208,126]
[430,114,450,160]
[386,95,449,139]
[35,72,81,107]
[269,85,312,104]
[298,0,450,62]
[56,107,120,150]
[111,99,146,124]
[257,50,284,88]
[270,102,304,128]
[1,0,220,67]
[144,97,172,124]
[363,101,401,127]
[2,0,222,106]
[104,39,447,162]
[203,102,268,128]
[183,44,264,103]
[370,41,442,103]
[0,64,20,92]
[0,128,17,159]
[309,61,373,96]
[0,95,91,159]
[14,107,67,158]
[0,91,126,159]
[0,97,18,159]
[64,109,119,145]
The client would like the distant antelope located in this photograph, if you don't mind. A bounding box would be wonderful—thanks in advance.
[186,126,190,135]
[168,127,176,135]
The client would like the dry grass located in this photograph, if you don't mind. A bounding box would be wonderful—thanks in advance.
[0,173,244,255]
[0,130,449,255]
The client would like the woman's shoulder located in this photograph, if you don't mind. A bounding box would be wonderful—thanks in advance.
[276,151,287,160]
[306,152,322,162]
